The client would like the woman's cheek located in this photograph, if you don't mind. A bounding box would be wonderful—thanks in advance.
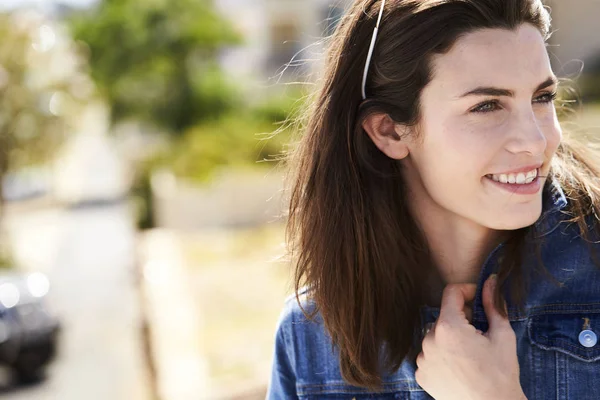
[542,117,562,156]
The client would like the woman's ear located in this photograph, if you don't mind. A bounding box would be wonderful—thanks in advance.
[362,113,411,160]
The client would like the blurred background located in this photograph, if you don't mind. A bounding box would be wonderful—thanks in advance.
[0,0,596,399]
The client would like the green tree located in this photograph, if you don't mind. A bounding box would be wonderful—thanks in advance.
[69,0,242,134]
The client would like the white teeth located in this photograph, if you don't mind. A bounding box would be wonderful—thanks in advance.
[488,168,538,185]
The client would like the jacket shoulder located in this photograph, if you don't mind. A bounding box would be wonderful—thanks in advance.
[277,286,321,331]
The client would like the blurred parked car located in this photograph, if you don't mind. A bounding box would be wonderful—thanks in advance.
[0,272,60,383]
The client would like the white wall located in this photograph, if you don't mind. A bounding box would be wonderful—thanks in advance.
[151,169,286,230]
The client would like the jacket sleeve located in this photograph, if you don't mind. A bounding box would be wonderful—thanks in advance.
[265,301,299,399]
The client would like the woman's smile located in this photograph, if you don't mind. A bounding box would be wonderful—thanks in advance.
[483,170,542,195]
[486,168,538,184]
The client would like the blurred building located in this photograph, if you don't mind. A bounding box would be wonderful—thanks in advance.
[214,0,349,97]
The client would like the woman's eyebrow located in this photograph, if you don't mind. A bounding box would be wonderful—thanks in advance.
[457,75,559,98]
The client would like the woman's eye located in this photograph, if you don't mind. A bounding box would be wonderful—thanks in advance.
[470,91,558,114]
[534,91,558,104]
[471,101,499,113]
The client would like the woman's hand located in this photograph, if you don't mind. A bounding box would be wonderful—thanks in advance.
[415,274,526,400]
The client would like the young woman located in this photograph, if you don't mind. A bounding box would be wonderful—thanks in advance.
[267,0,600,398]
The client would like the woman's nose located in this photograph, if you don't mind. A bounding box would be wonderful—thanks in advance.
[504,111,548,156]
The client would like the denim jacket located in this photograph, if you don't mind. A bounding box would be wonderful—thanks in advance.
[267,178,600,399]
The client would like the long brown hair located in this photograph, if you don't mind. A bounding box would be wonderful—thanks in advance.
[284,0,600,391]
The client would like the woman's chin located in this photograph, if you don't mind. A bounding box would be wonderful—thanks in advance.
[486,206,543,230]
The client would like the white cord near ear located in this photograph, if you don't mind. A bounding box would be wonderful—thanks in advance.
[361,0,386,100]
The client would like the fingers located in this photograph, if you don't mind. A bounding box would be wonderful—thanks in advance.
[464,304,473,323]
[438,283,477,325]
[482,274,511,340]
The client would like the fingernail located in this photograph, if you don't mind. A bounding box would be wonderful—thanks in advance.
[489,274,497,287]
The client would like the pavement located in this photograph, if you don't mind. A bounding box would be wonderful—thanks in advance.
[138,229,208,400]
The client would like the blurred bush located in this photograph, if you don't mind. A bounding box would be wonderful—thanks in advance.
[162,92,303,183]
[131,88,305,229]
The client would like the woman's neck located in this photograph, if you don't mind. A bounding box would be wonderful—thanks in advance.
[406,188,508,308]
[419,224,506,307]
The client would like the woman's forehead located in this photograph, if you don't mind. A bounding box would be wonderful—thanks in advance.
[427,24,553,98]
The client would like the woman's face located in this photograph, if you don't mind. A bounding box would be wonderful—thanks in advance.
[403,23,561,230]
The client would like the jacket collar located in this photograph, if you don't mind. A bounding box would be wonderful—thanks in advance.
[534,176,569,237]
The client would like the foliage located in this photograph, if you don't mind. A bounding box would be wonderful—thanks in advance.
[157,90,305,183]
[166,118,281,181]
[130,90,304,229]
[68,0,242,134]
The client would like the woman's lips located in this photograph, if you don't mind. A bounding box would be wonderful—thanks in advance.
[484,173,542,195]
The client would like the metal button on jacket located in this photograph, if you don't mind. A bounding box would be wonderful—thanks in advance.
[578,329,597,348]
